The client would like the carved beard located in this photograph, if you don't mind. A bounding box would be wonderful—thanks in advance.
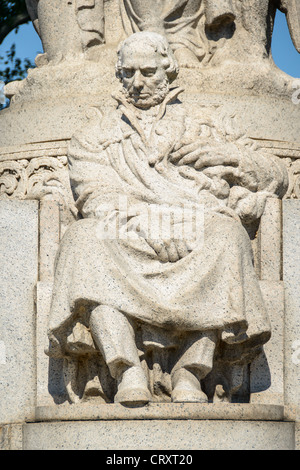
[123,78,170,109]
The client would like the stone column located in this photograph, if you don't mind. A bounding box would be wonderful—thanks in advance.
[0,201,39,424]
[283,200,300,407]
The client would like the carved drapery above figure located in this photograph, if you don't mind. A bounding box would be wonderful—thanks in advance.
[227,0,300,59]
[120,0,236,66]
[24,0,300,68]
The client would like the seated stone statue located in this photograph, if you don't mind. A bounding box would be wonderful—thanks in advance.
[46,31,288,406]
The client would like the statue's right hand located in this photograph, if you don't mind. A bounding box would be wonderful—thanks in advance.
[146,239,191,263]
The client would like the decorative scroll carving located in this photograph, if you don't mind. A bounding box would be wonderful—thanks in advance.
[0,160,28,199]
[283,158,300,200]
[0,155,78,227]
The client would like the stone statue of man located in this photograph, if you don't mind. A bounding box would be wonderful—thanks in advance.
[25,0,105,62]
[47,32,288,406]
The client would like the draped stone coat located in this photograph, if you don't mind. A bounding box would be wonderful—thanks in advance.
[47,89,288,362]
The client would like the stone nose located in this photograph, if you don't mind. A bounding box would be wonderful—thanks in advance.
[132,71,144,90]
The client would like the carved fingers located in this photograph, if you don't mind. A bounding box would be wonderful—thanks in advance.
[147,239,191,263]
[228,186,271,224]
[202,165,242,181]
[170,140,241,176]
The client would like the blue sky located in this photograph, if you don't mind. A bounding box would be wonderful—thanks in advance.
[0,10,299,78]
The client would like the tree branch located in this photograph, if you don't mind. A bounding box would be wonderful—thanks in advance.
[0,11,30,45]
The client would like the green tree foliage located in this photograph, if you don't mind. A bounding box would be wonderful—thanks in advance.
[0,0,30,45]
[0,42,33,83]
[0,1,36,108]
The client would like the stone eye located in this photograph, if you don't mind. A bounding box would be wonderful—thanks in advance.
[123,69,135,78]
[141,69,156,77]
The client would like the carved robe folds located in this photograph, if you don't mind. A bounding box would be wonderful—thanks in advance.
[47,91,288,403]
[121,0,235,61]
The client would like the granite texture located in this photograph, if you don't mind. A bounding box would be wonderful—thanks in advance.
[42,31,290,407]
[0,0,299,452]
[34,403,285,422]
[22,419,295,450]
[283,200,300,408]
[1,0,300,148]
[0,201,38,424]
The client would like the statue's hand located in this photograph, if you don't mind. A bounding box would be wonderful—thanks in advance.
[146,239,192,263]
[170,140,242,183]
[228,186,272,224]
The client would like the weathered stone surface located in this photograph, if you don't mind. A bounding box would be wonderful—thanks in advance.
[23,418,295,450]
[1,0,300,148]
[0,201,38,424]
[258,198,282,282]
[283,200,300,408]
[0,0,299,452]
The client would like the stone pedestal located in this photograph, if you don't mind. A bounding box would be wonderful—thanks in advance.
[1,404,298,450]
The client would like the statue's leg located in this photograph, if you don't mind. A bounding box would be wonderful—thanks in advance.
[171,330,217,403]
[89,305,151,405]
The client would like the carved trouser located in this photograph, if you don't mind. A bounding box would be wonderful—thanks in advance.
[89,305,217,381]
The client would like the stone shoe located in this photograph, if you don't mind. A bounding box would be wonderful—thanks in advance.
[114,365,151,406]
[171,367,208,403]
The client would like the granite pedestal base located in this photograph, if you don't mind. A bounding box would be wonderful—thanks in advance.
[1,404,298,450]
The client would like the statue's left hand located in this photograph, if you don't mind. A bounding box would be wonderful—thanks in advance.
[146,238,192,263]
[170,139,241,182]
[228,186,272,224]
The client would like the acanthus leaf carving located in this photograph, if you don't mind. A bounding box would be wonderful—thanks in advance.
[0,160,28,199]
[0,155,79,227]
[283,158,300,200]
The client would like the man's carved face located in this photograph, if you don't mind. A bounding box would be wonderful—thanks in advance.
[119,43,170,109]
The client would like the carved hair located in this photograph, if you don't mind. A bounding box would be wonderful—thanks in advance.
[116,32,179,83]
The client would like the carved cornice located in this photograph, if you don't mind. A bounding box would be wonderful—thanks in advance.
[0,141,69,162]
